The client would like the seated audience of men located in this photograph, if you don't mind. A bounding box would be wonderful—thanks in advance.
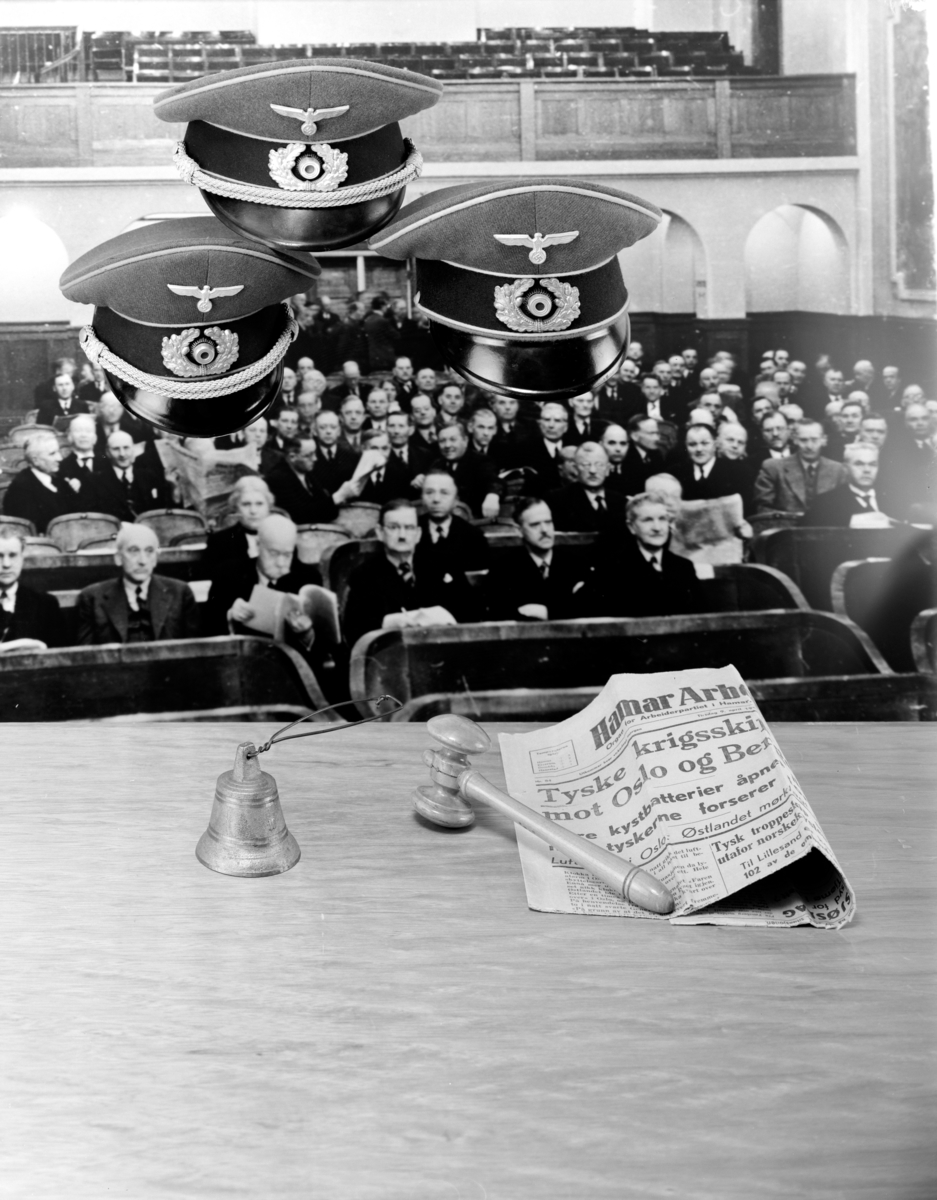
[265,436,363,524]
[59,413,105,501]
[432,422,500,519]
[588,493,703,618]
[355,429,412,505]
[416,469,490,574]
[36,370,90,427]
[600,424,630,492]
[342,499,478,647]
[3,431,76,533]
[311,410,360,493]
[673,423,753,512]
[0,524,62,647]
[804,443,892,526]
[205,514,316,653]
[489,496,591,621]
[77,522,199,644]
[754,420,847,515]
[548,442,628,534]
[87,430,172,522]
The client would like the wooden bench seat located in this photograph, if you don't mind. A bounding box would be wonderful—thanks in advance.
[349,609,891,718]
[0,635,330,721]
[750,526,934,610]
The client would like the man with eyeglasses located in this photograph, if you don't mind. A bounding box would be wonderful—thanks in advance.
[342,499,478,647]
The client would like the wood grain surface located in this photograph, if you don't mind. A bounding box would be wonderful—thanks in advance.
[1,722,934,1200]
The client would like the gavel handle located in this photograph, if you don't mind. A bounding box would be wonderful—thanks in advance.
[458,769,675,916]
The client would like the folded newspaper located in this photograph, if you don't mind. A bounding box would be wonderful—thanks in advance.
[499,666,855,928]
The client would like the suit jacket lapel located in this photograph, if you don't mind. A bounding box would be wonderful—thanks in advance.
[103,579,130,642]
[148,576,168,638]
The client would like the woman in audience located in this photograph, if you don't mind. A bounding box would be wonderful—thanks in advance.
[203,476,274,576]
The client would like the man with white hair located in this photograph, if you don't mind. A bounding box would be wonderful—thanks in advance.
[77,522,199,644]
[0,523,62,647]
[804,443,891,525]
[60,413,105,498]
[2,431,76,533]
[87,430,172,523]
[206,514,316,649]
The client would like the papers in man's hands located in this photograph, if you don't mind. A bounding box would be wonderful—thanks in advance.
[0,638,47,653]
[242,584,300,641]
[351,449,387,483]
[499,666,855,928]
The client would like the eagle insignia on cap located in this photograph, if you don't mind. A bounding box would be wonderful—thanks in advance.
[269,103,350,137]
[493,231,580,266]
[161,326,239,377]
[493,278,581,333]
[166,283,245,313]
[268,142,349,191]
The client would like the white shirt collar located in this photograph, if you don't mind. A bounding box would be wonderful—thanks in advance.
[30,467,57,492]
[694,458,716,479]
[0,580,17,611]
[429,515,452,540]
[246,531,259,558]
[527,548,553,569]
[638,544,664,566]
[123,576,150,610]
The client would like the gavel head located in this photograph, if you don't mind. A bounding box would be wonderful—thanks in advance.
[412,714,491,828]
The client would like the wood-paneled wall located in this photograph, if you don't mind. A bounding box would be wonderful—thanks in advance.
[0,76,856,168]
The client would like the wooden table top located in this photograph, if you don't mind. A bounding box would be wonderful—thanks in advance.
[2,722,935,1199]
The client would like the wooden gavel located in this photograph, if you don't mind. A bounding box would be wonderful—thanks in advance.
[413,714,674,915]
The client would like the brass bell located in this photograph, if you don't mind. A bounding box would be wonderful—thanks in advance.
[196,742,301,877]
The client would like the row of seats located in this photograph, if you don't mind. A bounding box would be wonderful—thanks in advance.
[82,28,751,83]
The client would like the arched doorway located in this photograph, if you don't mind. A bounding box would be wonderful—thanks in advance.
[744,205,851,313]
[619,210,708,317]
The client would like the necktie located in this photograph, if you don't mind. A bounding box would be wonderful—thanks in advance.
[431,522,446,543]
[135,585,146,610]
[695,466,704,481]
[373,469,383,485]
[651,554,662,573]
[805,463,819,503]
[594,494,606,512]
[539,561,549,580]
[395,448,408,465]
[398,561,415,587]
[79,456,92,472]
[0,584,9,611]
[122,469,132,491]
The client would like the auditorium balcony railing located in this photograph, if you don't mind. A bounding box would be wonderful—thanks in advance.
[0,75,856,168]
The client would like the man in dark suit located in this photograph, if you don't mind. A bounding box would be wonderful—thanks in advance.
[324,360,365,410]
[548,442,629,534]
[35,371,90,427]
[466,407,500,463]
[805,444,893,525]
[410,394,439,452]
[754,420,848,516]
[619,415,664,497]
[516,402,569,498]
[355,430,413,506]
[269,408,300,454]
[204,514,318,649]
[565,392,609,447]
[77,523,199,644]
[2,431,77,534]
[490,394,536,468]
[386,411,432,487]
[86,430,173,523]
[431,422,501,519]
[390,356,418,412]
[588,494,703,618]
[311,411,360,494]
[342,499,479,647]
[0,525,62,647]
[416,469,490,573]
[488,496,591,621]
[673,423,754,513]
[593,359,644,427]
[600,424,630,494]
[59,414,108,507]
[265,437,363,525]
[33,356,77,408]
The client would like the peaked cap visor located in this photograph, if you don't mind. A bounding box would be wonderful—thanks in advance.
[369,180,662,276]
[153,58,443,142]
[59,216,319,326]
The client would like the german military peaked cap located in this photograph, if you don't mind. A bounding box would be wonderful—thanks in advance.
[60,216,318,437]
[369,179,662,400]
[155,59,443,252]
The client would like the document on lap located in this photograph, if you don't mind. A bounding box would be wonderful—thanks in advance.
[499,666,855,928]
[243,584,300,641]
